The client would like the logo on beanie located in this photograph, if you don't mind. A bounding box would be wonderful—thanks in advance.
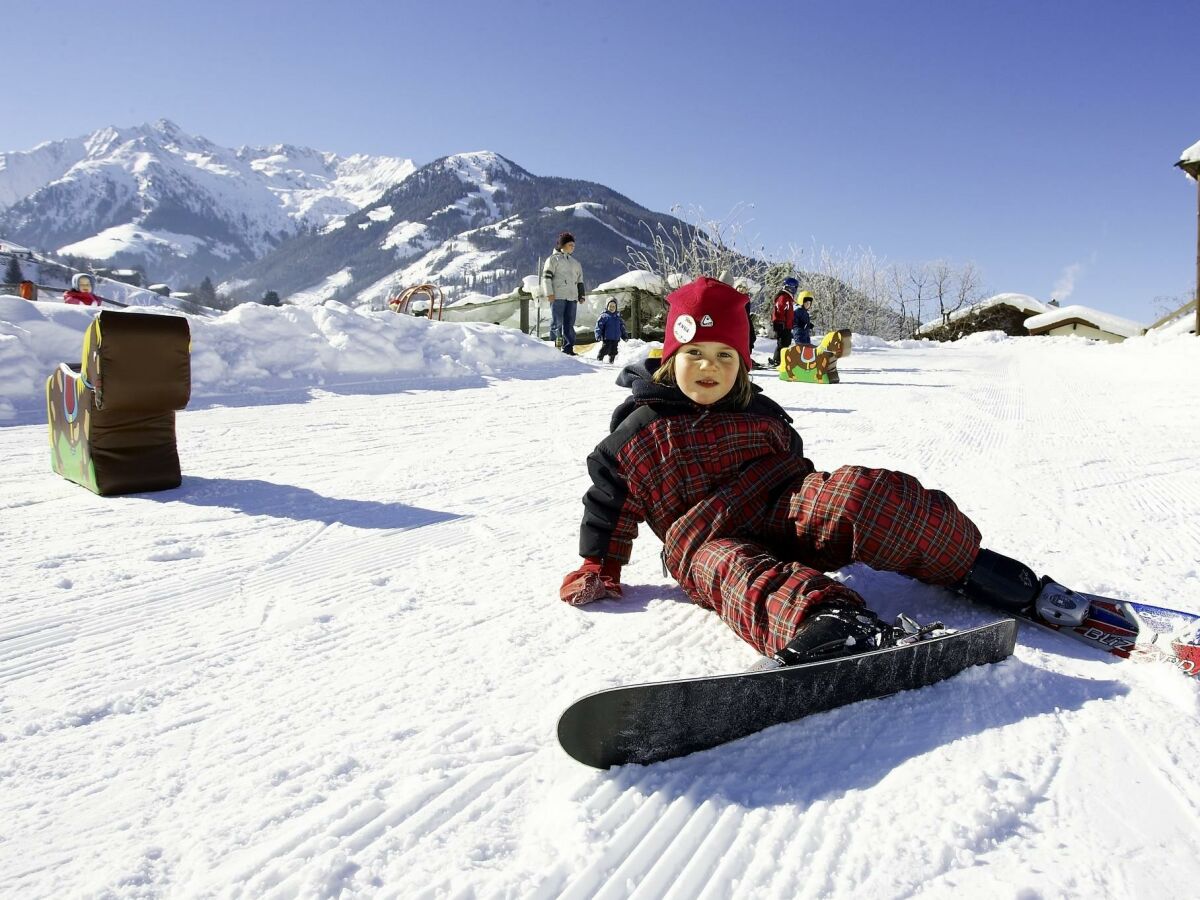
[673,314,697,343]
[700,314,714,327]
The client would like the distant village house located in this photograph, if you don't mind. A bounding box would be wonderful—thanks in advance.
[1024,305,1144,343]
[93,267,146,288]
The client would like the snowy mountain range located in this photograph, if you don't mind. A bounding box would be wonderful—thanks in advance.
[223,150,696,308]
[0,119,416,286]
[0,121,694,306]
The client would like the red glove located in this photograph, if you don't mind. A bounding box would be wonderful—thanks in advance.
[560,557,623,605]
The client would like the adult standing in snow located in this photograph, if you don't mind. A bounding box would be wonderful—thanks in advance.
[768,277,798,366]
[543,232,585,356]
[558,276,1047,666]
[594,299,629,363]
[63,274,102,307]
[792,291,814,345]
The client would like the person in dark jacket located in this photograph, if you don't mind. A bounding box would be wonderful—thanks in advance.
[558,276,1041,665]
[792,291,814,345]
[787,292,816,345]
[594,299,629,363]
[768,277,798,366]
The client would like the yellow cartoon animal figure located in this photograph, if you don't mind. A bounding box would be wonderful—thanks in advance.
[778,330,852,384]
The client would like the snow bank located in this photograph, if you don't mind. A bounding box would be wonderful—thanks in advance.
[853,333,944,350]
[0,297,101,421]
[1140,314,1196,342]
[952,329,1014,345]
[0,297,578,422]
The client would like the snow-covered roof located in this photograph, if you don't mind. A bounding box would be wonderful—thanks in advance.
[918,292,1048,332]
[593,270,667,294]
[1178,138,1200,179]
[1180,138,1200,167]
[1024,304,1145,338]
[0,237,34,255]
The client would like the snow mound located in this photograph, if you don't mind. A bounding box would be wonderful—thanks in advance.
[953,329,1013,345]
[0,297,579,423]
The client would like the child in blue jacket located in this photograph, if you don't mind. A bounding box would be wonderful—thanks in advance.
[594,299,630,363]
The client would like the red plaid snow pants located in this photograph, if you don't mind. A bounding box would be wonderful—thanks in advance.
[664,465,981,656]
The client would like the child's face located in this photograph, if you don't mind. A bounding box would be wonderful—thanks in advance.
[673,341,741,405]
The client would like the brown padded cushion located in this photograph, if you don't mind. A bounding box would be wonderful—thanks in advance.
[91,411,182,495]
[49,310,191,496]
[84,310,191,412]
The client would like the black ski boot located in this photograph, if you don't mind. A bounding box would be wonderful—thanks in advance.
[773,605,901,666]
[960,549,1090,626]
[959,549,1041,612]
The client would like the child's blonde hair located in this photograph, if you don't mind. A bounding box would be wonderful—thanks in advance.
[652,351,753,409]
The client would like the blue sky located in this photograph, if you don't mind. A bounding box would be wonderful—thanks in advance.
[10,0,1198,322]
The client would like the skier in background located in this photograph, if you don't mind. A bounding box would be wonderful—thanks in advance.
[792,291,814,345]
[594,299,629,363]
[768,277,798,366]
[559,276,1047,665]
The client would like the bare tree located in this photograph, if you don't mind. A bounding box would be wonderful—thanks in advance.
[889,262,933,337]
[794,244,891,337]
[624,204,771,304]
[930,259,955,325]
[857,249,891,338]
[625,212,987,341]
[953,261,985,314]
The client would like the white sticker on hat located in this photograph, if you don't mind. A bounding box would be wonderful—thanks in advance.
[700,314,714,327]
[673,314,697,343]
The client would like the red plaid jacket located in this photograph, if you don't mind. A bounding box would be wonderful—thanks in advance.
[580,364,812,568]
[575,364,982,653]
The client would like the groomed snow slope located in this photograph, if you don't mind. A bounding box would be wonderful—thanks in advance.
[2,321,1199,898]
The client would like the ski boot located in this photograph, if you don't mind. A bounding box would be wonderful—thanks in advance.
[773,605,947,666]
[960,549,1090,626]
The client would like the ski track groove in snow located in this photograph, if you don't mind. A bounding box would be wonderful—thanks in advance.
[3,338,1200,897]
[556,774,694,899]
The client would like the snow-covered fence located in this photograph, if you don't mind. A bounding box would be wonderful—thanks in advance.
[1143,297,1198,334]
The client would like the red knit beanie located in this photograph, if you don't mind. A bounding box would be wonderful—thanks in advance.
[662,277,751,369]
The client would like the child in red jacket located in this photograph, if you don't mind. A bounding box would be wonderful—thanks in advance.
[63,273,102,306]
[559,276,1042,664]
[767,277,797,366]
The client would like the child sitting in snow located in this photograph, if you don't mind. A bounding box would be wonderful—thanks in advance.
[560,276,1043,664]
[594,299,629,363]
